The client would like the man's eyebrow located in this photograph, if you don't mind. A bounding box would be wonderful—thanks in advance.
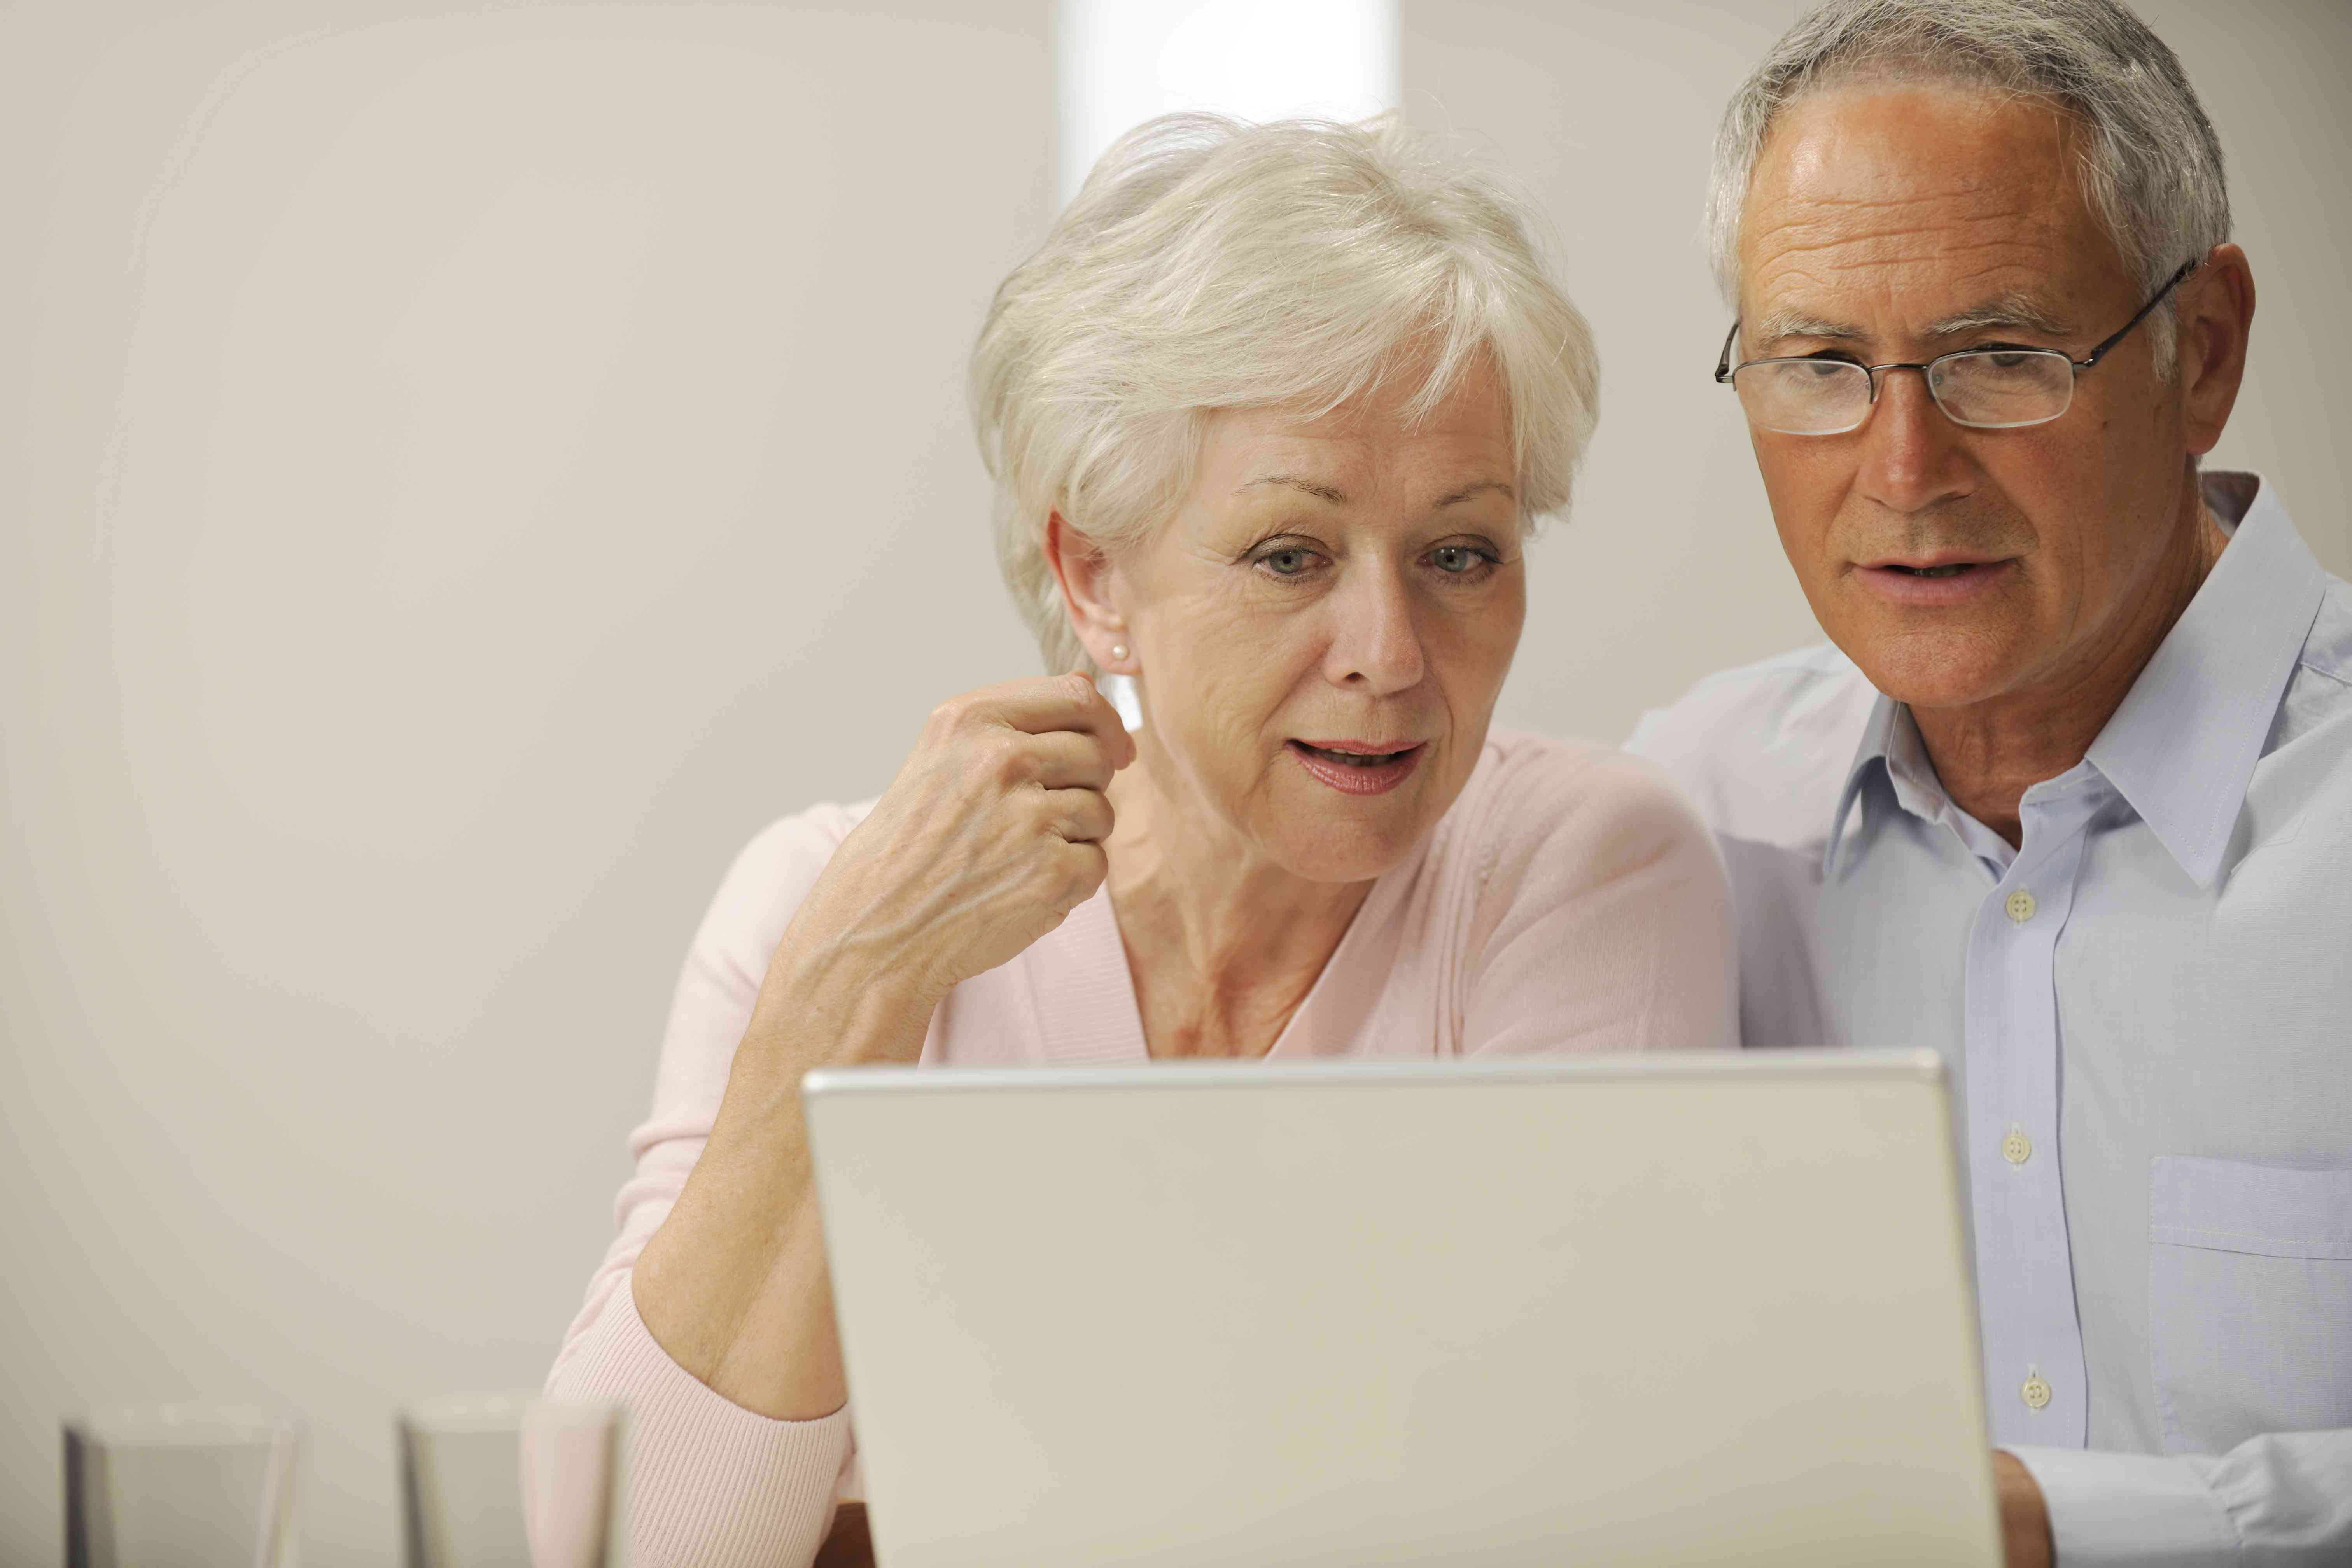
[1239,475,1346,504]
[1753,297,2076,352]
[1920,294,2074,339]
[1435,480,1516,508]
[1752,310,1868,348]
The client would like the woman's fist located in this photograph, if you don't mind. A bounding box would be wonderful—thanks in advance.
[780,673,1136,1025]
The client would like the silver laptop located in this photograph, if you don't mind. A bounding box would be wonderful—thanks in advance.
[803,1050,1998,1567]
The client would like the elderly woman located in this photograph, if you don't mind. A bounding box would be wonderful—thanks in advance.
[547,114,1736,1564]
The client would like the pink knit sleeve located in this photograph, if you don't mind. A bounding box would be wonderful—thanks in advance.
[545,804,869,1568]
[1458,739,1739,1057]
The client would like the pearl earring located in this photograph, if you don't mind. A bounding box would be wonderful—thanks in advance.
[1109,643,1128,663]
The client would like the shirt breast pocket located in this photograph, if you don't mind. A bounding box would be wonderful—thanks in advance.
[2148,1156,2352,1455]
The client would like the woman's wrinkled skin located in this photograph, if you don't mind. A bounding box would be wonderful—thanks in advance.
[631,362,1527,1420]
[1054,360,1524,1056]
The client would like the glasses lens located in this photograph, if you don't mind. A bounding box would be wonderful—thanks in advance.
[1928,350,2074,429]
[1733,359,1872,434]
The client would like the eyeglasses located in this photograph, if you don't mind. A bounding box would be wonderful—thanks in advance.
[1712,257,2201,436]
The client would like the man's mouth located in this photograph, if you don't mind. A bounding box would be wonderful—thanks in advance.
[1854,555,2018,603]
[1883,562,1987,578]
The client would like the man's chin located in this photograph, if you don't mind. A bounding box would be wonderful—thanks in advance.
[1840,626,2030,715]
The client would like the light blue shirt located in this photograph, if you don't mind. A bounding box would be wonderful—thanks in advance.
[1632,473,2352,1564]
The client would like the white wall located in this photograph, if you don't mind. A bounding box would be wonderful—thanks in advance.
[1406,0,2352,743]
[3,3,2346,1563]
[2,4,1053,1562]
[2138,0,2352,576]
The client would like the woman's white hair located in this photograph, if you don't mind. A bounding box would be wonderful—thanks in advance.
[971,113,1599,674]
[1706,0,2230,369]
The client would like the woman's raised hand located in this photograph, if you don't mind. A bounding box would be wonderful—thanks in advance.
[632,674,1134,1428]
[781,672,1137,1024]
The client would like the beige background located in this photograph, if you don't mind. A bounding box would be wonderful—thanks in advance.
[2,2,2345,1561]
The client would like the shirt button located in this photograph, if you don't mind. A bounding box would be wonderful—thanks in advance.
[2006,889,2038,923]
[2002,1126,2033,1166]
[2022,1373,2052,1411]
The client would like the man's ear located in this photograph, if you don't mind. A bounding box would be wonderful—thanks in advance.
[2180,242,2255,458]
[1043,510,1136,672]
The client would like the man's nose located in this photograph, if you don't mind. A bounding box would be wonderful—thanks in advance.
[1325,564,1426,696]
[1856,368,1974,514]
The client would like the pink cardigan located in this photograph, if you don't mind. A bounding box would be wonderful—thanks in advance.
[547,730,1737,1566]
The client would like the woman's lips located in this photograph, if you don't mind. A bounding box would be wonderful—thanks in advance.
[1856,557,2019,606]
[1286,740,1425,796]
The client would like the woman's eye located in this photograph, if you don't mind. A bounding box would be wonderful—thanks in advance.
[1258,548,1316,576]
[1430,545,1490,576]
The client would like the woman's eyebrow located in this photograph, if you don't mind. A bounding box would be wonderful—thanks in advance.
[1436,481,1515,508]
[1238,474,1347,503]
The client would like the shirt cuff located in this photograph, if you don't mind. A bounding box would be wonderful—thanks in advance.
[548,1276,853,1568]
[2004,1445,2240,1567]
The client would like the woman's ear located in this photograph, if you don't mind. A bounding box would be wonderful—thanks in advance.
[1043,511,1137,672]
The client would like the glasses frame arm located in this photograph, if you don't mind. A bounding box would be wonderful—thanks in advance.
[1713,320,1741,383]
[2066,257,2201,370]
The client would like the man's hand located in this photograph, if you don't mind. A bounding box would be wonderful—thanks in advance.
[1993,1450,2054,1568]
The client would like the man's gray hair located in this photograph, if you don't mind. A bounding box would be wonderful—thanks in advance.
[973,114,1598,674]
[1706,0,2230,367]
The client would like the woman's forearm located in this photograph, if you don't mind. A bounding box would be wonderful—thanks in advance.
[632,949,937,1420]
[623,676,1125,1419]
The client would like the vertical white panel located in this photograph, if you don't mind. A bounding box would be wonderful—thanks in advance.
[1056,0,1400,200]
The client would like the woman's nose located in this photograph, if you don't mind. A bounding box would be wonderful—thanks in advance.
[1323,565,1426,695]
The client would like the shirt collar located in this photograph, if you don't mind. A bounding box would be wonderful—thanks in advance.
[1824,695,1899,881]
[2085,473,2326,886]
[1823,472,2326,887]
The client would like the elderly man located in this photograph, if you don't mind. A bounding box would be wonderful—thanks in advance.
[1631,1,2352,1564]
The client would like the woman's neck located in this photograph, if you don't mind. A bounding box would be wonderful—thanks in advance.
[1102,755,1375,1060]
